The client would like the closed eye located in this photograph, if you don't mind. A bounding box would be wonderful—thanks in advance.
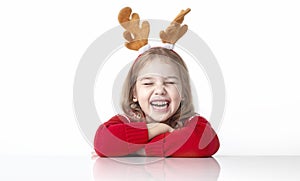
[142,82,153,85]
[165,81,176,85]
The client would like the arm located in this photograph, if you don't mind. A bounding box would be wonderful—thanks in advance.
[94,115,149,157]
[134,123,174,156]
[144,116,220,157]
[147,123,174,140]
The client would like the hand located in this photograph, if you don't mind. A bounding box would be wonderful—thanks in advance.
[134,148,146,156]
[147,123,174,140]
[91,151,99,160]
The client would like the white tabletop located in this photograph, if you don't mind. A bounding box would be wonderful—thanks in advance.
[1,156,299,181]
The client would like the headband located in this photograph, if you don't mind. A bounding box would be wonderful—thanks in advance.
[118,7,191,54]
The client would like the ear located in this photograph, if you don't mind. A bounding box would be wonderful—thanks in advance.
[181,96,185,102]
[132,87,137,99]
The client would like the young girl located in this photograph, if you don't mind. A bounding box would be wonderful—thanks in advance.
[93,7,220,157]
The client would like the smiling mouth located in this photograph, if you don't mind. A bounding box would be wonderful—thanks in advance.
[150,101,169,110]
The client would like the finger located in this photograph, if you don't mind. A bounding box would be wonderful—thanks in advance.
[91,151,99,160]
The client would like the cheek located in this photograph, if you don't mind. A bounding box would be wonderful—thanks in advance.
[136,87,152,100]
[169,85,182,98]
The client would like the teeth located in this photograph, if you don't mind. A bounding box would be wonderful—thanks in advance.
[150,101,168,107]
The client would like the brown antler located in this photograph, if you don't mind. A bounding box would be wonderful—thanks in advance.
[160,8,191,44]
[118,7,150,51]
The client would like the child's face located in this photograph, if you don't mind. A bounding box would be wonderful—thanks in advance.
[134,58,182,123]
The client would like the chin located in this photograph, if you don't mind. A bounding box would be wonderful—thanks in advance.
[147,114,172,123]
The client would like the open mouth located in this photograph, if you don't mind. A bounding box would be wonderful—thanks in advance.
[150,100,169,110]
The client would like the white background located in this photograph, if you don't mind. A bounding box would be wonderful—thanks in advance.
[1,0,300,156]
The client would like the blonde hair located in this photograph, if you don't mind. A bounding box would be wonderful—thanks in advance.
[121,47,195,128]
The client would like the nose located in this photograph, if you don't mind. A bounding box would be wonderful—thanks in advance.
[154,83,166,95]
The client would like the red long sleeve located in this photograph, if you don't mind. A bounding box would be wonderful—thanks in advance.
[145,116,220,157]
[94,115,219,157]
[94,115,149,157]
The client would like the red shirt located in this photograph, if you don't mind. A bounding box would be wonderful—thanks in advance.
[94,114,220,157]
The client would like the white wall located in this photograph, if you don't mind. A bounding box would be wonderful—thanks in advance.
[0,0,299,156]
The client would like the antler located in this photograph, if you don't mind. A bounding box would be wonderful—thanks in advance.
[118,7,150,51]
[160,8,191,44]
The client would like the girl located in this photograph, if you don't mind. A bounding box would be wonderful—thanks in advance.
[93,7,220,157]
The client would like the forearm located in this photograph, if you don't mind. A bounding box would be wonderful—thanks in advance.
[144,117,220,157]
[147,123,174,140]
[94,122,148,156]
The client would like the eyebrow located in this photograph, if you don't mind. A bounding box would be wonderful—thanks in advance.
[165,76,179,80]
[138,76,179,81]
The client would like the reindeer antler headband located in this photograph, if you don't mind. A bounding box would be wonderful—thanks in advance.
[118,7,191,52]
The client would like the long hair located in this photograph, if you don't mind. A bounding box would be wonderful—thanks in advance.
[121,47,195,128]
